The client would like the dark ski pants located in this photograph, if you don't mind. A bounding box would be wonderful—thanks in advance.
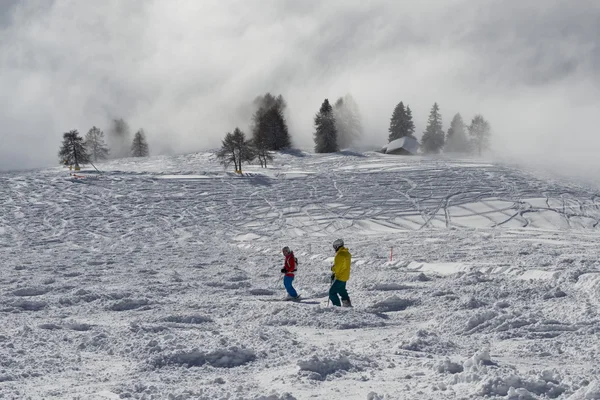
[329,280,349,306]
[284,275,298,298]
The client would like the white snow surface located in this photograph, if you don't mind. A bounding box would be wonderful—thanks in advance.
[1,151,600,399]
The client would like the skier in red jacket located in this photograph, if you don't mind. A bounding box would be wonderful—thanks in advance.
[281,246,300,300]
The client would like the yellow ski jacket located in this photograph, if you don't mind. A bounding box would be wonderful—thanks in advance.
[331,246,351,282]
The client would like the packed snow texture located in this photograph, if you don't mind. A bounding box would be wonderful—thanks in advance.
[1,151,600,399]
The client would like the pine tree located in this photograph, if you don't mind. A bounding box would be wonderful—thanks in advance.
[108,118,132,159]
[314,99,338,153]
[58,130,90,167]
[131,129,150,157]
[388,101,406,142]
[468,114,491,156]
[265,107,291,150]
[333,94,363,149]
[388,101,416,142]
[251,93,291,151]
[84,126,110,162]
[445,113,470,154]
[405,106,416,138]
[420,102,445,154]
[217,128,255,173]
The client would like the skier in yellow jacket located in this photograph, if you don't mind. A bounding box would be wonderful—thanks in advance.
[330,238,352,307]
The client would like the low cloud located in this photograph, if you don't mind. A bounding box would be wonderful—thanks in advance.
[0,0,598,180]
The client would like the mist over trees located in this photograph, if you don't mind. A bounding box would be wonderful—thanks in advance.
[84,126,110,162]
[314,99,338,153]
[445,113,470,154]
[58,130,90,167]
[420,102,445,154]
[333,94,363,149]
[131,129,150,157]
[469,115,491,156]
[251,93,291,151]
[108,118,132,159]
[54,93,495,170]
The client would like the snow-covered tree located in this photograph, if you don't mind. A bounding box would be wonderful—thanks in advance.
[108,118,132,159]
[84,126,109,162]
[420,102,445,154]
[130,129,149,157]
[444,113,470,154]
[58,130,90,167]
[251,93,291,151]
[217,128,255,173]
[468,114,491,156]
[313,99,338,153]
[333,94,363,148]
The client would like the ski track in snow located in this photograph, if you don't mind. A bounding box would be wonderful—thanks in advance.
[1,152,600,399]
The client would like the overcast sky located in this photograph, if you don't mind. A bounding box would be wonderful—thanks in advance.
[1,0,599,176]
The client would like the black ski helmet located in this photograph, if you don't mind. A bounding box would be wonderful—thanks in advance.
[333,238,344,251]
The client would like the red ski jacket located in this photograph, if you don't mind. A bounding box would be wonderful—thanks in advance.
[283,252,297,277]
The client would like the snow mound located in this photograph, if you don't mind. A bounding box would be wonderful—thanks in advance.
[465,310,498,332]
[6,299,47,311]
[478,373,567,398]
[65,322,92,331]
[151,347,257,369]
[297,355,352,380]
[12,287,50,297]
[568,380,600,399]
[542,287,567,299]
[435,358,464,374]
[460,296,488,309]
[38,323,62,330]
[574,273,600,300]
[108,298,150,311]
[445,351,569,398]
[398,330,456,355]
[370,296,417,312]
[0,374,15,382]
[463,350,498,370]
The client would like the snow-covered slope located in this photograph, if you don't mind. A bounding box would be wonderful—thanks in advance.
[1,151,600,399]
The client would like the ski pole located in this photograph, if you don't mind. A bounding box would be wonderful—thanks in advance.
[89,160,103,175]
